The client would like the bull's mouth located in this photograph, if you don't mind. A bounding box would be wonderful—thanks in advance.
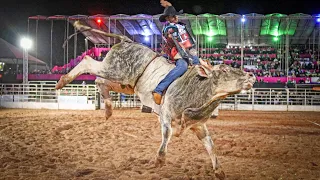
[215,76,256,96]
[242,81,253,90]
[242,77,256,90]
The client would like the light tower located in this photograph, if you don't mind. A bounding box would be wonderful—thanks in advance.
[20,37,32,84]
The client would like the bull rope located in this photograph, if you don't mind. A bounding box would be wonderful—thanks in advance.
[133,54,160,88]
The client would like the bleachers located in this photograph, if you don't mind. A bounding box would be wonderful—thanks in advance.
[12,46,320,86]
[197,46,319,83]
[51,47,110,74]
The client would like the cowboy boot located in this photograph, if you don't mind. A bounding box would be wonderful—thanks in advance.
[152,92,162,105]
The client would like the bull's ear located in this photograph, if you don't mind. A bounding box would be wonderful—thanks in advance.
[196,65,213,78]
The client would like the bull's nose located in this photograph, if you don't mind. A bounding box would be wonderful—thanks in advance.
[248,72,254,77]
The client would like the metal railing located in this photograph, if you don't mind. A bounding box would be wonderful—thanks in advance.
[107,91,141,108]
[1,83,319,110]
[0,83,97,104]
[223,88,320,106]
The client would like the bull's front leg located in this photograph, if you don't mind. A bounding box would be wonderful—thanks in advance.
[155,111,173,167]
[56,55,106,89]
[96,80,113,120]
[190,123,225,180]
[103,98,113,120]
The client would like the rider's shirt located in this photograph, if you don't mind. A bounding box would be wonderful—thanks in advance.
[162,22,195,60]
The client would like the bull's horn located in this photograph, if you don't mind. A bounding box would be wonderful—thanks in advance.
[199,58,214,71]
[73,21,133,43]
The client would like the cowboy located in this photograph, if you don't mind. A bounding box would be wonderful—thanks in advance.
[153,0,200,105]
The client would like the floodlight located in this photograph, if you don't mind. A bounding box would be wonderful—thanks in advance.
[20,37,32,50]
[241,16,246,22]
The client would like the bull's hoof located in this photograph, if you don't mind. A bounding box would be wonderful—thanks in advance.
[105,112,112,120]
[105,114,112,120]
[173,126,184,137]
[173,121,186,137]
[155,155,165,168]
[56,75,67,89]
[214,169,225,180]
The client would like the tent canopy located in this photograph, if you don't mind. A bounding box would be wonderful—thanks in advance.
[30,13,320,46]
[0,38,47,65]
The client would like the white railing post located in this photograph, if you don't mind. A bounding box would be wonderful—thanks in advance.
[86,85,89,103]
[304,89,307,106]
[252,89,255,110]
[286,88,289,111]
[39,84,41,102]
[133,94,136,107]
[269,89,272,105]
[234,94,237,110]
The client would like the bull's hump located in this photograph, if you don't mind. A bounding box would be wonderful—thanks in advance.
[103,42,157,87]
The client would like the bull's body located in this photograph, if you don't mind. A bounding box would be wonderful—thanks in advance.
[56,22,255,179]
[96,76,219,119]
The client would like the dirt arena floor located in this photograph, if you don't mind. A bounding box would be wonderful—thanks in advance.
[0,108,319,180]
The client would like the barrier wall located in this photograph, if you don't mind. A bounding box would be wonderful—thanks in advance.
[0,83,97,110]
[1,83,320,111]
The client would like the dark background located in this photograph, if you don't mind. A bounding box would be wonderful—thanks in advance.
[0,0,319,65]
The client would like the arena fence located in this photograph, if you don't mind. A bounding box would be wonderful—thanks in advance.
[0,83,98,110]
[1,83,320,111]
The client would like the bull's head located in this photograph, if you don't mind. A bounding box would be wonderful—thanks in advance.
[196,59,256,97]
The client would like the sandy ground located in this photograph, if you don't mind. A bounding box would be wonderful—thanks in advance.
[0,108,319,180]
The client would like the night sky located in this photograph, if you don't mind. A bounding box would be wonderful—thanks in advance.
[0,0,319,65]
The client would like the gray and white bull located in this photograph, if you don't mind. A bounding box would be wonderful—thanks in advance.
[56,21,255,179]
[96,77,218,120]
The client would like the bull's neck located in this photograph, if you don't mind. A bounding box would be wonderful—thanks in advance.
[170,67,218,108]
[168,69,221,120]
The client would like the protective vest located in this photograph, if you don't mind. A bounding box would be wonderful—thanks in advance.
[161,22,196,61]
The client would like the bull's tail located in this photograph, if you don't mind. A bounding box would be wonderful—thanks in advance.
[73,21,133,43]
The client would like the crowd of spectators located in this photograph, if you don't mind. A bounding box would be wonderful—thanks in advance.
[3,45,318,84]
[199,46,320,80]
[31,69,51,74]
[51,48,110,74]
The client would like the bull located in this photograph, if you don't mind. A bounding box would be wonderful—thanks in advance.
[96,78,218,119]
[56,21,256,179]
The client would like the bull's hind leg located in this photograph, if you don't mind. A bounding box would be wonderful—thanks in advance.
[190,123,225,180]
[56,55,106,89]
[155,110,173,167]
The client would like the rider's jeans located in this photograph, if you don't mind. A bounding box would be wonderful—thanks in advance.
[154,55,200,95]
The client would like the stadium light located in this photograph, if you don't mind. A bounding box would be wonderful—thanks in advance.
[317,18,320,23]
[206,31,215,37]
[207,37,213,42]
[96,18,102,24]
[144,36,149,41]
[20,37,32,84]
[241,16,246,23]
[20,37,32,50]
[273,36,279,41]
